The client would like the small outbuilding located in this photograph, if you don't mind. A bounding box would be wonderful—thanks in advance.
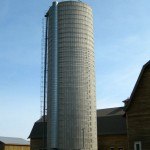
[0,136,30,150]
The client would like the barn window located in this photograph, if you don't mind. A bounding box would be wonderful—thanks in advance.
[134,141,142,150]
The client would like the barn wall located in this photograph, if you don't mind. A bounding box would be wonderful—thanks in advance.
[98,134,128,150]
[127,65,150,150]
[0,142,4,150]
[4,145,30,150]
[30,139,45,150]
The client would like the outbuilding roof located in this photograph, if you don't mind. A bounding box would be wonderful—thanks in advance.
[97,107,127,135]
[97,107,124,117]
[0,136,30,145]
[97,115,127,135]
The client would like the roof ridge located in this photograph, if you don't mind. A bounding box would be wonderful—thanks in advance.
[97,106,123,111]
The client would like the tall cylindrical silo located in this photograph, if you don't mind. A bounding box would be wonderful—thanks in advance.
[46,1,97,150]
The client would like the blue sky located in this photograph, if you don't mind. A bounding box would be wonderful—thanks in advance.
[0,0,150,139]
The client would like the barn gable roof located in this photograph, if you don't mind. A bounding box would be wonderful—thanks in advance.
[125,60,150,111]
[28,122,47,139]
